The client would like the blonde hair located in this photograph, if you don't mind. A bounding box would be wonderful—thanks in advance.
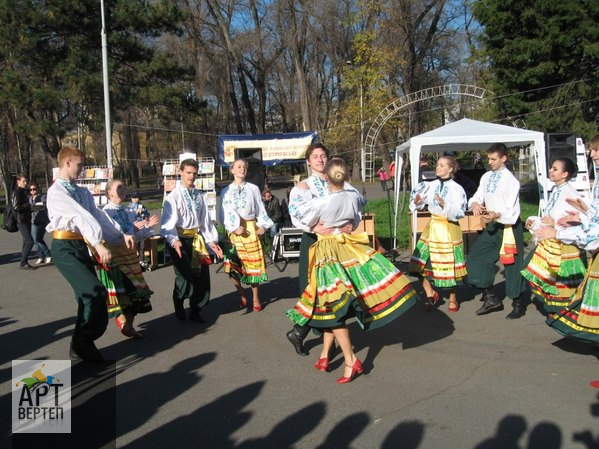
[325,157,347,186]
[439,155,457,177]
[230,158,248,174]
[105,179,123,197]
[57,146,85,168]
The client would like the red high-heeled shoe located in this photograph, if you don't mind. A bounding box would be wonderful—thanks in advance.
[337,358,363,384]
[115,317,143,338]
[314,358,329,372]
[253,303,263,312]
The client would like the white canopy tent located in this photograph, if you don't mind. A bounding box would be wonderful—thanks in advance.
[392,118,548,250]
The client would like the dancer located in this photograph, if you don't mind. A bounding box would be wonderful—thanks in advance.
[220,159,273,311]
[285,143,365,356]
[11,174,35,269]
[46,146,133,361]
[160,158,223,322]
[409,156,468,312]
[466,143,528,318]
[28,183,52,264]
[288,158,418,383]
[536,215,599,344]
[521,158,587,314]
[101,179,159,338]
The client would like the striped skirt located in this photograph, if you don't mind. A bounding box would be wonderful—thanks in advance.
[522,239,586,313]
[409,215,467,288]
[288,232,419,330]
[547,252,599,344]
[224,219,268,284]
[99,243,153,318]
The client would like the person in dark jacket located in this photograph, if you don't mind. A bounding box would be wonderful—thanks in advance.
[10,174,35,269]
[262,188,283,238]
[28,182,52,264]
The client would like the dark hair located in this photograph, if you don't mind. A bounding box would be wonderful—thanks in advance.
[305,143,330,160]
[554,158,577,181]
[487,143,508,157]
[180,158,199,171]
[130,191,141,199]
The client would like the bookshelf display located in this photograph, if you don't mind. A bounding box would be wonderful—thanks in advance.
[161,156,217,221]
[53,165,113,206]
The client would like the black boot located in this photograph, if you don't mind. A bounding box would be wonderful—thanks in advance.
[70,336,103,362]
[475,288,503,315]
[286,324,310,356]
[173,298,186,321]
[505,297,526,319]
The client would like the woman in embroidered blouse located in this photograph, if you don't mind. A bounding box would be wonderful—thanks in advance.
[409,156,468,312]
[220,159,273,312]
[287,158,418,383]
[101,179,159,337]
[522,158,587,314]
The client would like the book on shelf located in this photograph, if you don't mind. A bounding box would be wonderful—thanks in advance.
[179,152,196,163]
[205,191,217,206]
[199,161,214,174]
[162,164,176,176]
[85,168,96,179]
[164,179,177,192]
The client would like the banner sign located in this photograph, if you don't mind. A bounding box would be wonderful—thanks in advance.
[218,132,318,166]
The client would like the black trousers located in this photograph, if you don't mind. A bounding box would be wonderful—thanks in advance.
[17,222,34,267]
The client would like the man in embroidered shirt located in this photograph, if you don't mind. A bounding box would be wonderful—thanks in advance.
[467,143,527,318]
[47,146,135,361]
[160,159,223,323]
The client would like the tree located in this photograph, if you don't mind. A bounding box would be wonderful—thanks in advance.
[472,0,599,133]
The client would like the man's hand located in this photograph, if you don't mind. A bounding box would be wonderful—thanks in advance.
[134,221,145,230]
[534,226,557,241]
[471,202,483,215]
[256,226,265,236]
[340,222,354,234]
[481,211,499,224]
[172,239,183,258]
[540,216,555,227]
[123,234,136,249]
[209,242,223,259]
[565,197,589,214]
[234,226,245,236]
[312,222,334,235]
[94,242,112,265]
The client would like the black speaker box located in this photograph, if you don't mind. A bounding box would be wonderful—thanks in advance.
[546,133,576,169]
[234,148,264,190]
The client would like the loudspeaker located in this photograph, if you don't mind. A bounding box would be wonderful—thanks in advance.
[546,133,576,169]
[235,148,264,190]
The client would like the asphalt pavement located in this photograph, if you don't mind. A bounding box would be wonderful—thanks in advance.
[1,212,599,448]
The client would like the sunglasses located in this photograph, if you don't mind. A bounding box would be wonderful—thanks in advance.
[29,188,37,191]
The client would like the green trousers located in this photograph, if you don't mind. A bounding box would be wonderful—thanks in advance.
[298,232,317,295]
[168,237,210,311]
[52,239,108,341]
[466,219,527,300]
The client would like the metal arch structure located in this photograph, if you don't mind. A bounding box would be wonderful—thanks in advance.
[361,84,489,182]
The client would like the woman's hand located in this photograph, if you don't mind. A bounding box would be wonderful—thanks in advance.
[434,194,445,208]
[209,242,223,259]
[234,226,245,236]
[540,216,555,227]
[256,227,265,236]
[565,197,589,214]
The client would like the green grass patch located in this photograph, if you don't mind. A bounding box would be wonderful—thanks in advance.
[363,190,540,249]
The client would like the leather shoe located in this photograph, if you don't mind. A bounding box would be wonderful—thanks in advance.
[506,298,526,319]
[70,339,103,362]
[286,326,309,356]
[173,299,186,321]
[475,299,503,315]
[20,264,37,270]
[188,309,206,323]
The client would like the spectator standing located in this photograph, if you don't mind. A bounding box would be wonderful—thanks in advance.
[11,174,35,270]
[28,183,52,264]
[262,188,283,238]
[377,166,390,190]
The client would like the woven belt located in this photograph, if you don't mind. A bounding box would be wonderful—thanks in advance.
[52,230,84,240]
[177,227,199,238]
